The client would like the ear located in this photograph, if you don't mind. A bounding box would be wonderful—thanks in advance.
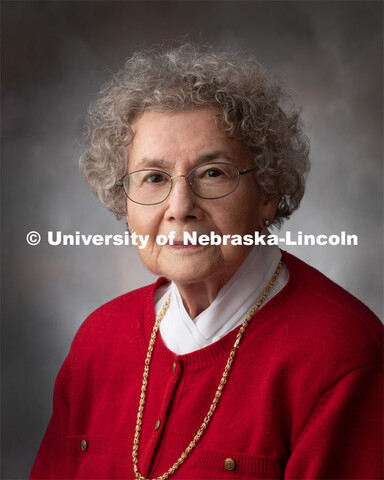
[125,208,131,232]
[125,217,135,235]
[260,194,280,227]
[125,197,131,229]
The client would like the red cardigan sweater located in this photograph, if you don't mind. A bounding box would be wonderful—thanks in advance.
[30,252,383,479]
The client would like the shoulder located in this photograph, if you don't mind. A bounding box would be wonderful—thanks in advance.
[278,251,383,369]
[69,277,167,358]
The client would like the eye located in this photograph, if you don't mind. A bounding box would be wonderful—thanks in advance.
[198,166,226,179]
[205,168,223,178]
[143,172,167,184]
[195,164,237,181]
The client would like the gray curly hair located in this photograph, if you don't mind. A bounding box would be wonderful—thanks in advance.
[80,42,310,226]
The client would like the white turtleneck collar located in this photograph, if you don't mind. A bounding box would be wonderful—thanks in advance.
[154,242,289,355]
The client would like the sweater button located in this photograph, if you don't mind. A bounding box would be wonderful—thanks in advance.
[172,361,177,372]
[155,419,161,430]
[224,458,236,471]
[80,439,88,452]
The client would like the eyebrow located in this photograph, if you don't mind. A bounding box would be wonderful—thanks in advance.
[132,150,236,171]
[132,158,169,170]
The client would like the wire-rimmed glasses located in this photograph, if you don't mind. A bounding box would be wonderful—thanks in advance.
[117,162,258,206]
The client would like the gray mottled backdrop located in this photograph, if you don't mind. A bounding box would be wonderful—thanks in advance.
[2,1,383,478]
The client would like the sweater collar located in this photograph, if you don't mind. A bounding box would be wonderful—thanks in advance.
[142,250,298,371]
[156,242,286,354]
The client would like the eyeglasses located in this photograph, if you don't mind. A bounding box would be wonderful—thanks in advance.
[117,163,258,205]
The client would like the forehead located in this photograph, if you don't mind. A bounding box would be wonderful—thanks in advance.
[128,108,248,167]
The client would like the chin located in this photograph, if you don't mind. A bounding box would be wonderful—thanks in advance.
[160,257,222,285]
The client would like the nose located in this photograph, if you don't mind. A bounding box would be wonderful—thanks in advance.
[164,175,203,223]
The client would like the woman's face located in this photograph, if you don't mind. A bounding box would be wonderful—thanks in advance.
[126,108,278,287]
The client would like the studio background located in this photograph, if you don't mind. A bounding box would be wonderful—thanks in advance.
[2,1,383,478]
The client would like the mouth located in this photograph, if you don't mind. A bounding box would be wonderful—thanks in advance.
[166,240,202,249]
[161,232,211,249]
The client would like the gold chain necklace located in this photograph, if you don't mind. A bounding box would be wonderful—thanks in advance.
[132,259,283,480]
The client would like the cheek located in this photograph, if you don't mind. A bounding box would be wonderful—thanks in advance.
[127,205,163,274]
[217,193,262,234]
[240,187,264,227]
[127,203,158,236]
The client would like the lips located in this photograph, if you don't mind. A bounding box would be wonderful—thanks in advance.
[167,239,200,248]
[171,239,195,246]
[161,232,208,247]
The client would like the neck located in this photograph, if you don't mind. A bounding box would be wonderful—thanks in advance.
[175,273,233,319]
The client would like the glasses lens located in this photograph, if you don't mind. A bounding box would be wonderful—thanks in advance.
[189,163,240,199]
[124,170,171,205]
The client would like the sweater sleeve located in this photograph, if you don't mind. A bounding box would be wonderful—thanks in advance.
[284,362,383,480]
[30,356,72,479]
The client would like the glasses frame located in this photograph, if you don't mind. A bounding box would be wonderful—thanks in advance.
[116,162,258,206]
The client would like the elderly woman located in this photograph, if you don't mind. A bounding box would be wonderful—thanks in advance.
[31,43,382,480]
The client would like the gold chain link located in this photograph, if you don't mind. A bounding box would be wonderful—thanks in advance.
[132,259,283,480]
